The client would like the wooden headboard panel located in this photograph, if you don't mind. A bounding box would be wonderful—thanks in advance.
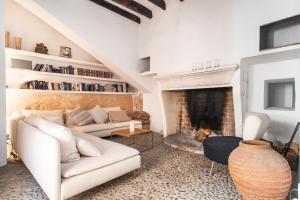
[6,91,135,115]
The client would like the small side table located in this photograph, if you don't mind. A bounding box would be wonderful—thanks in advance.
[111,128,154,152]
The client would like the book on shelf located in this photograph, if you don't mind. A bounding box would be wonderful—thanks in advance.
[21,80,127,93]
[32,64,53,72]
[33,63,113,79]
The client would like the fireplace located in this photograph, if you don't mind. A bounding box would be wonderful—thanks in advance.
[155,65,241,153]
[177,87,235,136]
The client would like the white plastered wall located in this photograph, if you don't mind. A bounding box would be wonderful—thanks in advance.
[0,0,7,167]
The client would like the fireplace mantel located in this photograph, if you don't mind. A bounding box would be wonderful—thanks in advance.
[154,65,239,90]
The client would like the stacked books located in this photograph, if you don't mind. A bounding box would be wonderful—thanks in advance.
[32,64,53,72]
[74,68,113,78]
[21,80,125,93]
[59,66,75,75]
[33,64,113,79]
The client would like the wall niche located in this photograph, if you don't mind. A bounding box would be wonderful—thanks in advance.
[260,14,300,51]
[264,78,295,110]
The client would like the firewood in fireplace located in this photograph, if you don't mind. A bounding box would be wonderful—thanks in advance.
[195,128,212,142]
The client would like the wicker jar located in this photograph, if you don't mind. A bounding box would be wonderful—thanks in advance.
[228,140,292,200]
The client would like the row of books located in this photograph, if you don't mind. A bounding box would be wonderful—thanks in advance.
[32,64,113,79]
[21,80,128,93]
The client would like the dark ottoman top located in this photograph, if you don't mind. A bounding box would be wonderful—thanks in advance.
[203,136,243,165]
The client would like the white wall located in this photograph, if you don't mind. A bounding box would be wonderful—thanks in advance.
[140,0,300,134]
[143,80,164,133]
[5,0,97,62]
[0,0,7,167]
[14,0,151,92]
[11,0,300,134]
[139,0,300,74]
[247,59,300,143]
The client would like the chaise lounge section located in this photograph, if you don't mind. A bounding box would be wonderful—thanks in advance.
[15,120,141,200]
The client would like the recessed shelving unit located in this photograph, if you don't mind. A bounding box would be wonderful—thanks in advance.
[5,48,137,95]
[260,14,300,51]
[264,78,295,110]
[138,56,157,77]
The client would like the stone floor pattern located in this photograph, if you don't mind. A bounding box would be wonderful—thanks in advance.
[0,133,243,200]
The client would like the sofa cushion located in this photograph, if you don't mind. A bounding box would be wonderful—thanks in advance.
[88,105,108,124]
[72,123,116,133]
[67,107,94,126]
[61,138,139,178]
[113,120,142,128]
[73,130,101,157]
[22,109,64,125]
[108,110,132,123]
[24,117,80,163]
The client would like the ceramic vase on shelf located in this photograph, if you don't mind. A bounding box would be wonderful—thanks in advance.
[5,32,10,48]
[14,36,22,50]
[228,140,292,200]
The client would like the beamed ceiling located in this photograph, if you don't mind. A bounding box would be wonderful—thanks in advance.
[89,0,184,24]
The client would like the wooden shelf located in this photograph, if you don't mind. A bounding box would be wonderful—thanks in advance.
[6,48,105,68]
[6,68,125,83]
[6,88,137,95]
[140,71,157,77]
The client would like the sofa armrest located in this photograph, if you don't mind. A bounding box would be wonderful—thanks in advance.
[17,121,61,200]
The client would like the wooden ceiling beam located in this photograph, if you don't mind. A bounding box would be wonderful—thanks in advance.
[147,0,166,10]
[89,0,141,24]
[112,0,152,19]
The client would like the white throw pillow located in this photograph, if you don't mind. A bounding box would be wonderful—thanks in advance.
[22,109,64,125]
[88,105,108,124]
[25,117,80,163]
[72,130,101,157]
[103,106,122,113]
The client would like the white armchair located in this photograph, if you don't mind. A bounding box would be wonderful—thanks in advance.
[242,112,270,140]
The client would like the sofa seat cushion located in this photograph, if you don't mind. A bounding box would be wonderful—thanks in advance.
[114,120,142,128]
[72,123,116,133]
[61,138,139,178]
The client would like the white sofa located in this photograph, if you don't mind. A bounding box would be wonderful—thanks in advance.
[15,120,141,200]
[18,108,143,138]
[72,120,142,137]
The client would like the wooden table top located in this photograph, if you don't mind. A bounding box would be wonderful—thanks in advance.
[112,128,151,137]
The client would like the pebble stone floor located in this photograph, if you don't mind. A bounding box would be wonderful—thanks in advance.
[1,133,243,200]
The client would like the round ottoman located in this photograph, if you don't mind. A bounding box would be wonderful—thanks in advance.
[203,136,242,165]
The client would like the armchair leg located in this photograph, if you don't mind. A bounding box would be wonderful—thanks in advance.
[209,161,215,176]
